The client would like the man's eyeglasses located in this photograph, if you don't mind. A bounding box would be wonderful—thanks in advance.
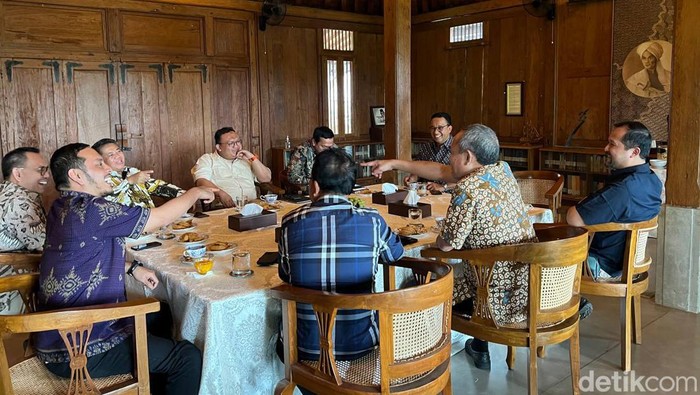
[428,125,450,133]
[21,166,49,176]
[224,140,242,147]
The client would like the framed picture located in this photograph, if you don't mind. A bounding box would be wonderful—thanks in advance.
[370,106,386,127]
[505,82,523,116]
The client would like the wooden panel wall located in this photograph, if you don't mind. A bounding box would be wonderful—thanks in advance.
[411,7,553,143]
[257,20,384,160]
[554,0,613,147]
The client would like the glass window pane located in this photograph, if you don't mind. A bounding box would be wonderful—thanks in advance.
[343,60,353,134]
[449,22,483,43]
[326,59,338,133]
[323,29,354,51]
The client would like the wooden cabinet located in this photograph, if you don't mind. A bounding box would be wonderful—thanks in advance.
[499,144,541,171]
[539,147,607,202]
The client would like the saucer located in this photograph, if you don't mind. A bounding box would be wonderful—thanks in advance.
[229,270,253,278]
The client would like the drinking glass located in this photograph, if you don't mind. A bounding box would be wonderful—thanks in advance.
[231,251,252,277]
[417,182,428,197]
[408,208,422,222]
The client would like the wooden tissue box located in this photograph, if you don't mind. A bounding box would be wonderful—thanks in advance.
[228,210,277,231]
[387,202,432,218]
[371,190,408,205]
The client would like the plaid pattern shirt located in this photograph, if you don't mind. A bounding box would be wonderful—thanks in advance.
[278,194,404,360]
[415,135,453,165]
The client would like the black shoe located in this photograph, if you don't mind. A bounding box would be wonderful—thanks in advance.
[465,339,491,370]
[579,297,593,320]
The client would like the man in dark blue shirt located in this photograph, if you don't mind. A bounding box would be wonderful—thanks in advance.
[567,121,662,280]
[278,148,404,362]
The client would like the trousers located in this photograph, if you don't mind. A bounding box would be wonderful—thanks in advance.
[44,303,202,395]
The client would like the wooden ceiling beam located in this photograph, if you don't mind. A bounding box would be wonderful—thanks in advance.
[412,0,523,24]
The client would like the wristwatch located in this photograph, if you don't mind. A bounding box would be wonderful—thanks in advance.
[127,261,144,277]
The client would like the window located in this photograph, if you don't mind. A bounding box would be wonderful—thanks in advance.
[322,29,354,135]
[449,22,484,43]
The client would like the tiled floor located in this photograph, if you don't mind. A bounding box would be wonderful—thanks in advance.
[450,239,700,394]
[449,294,700,394]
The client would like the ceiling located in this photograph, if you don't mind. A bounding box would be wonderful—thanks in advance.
[270,0,489,16]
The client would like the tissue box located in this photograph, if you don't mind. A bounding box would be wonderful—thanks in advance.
[387,202,432,218]
[371,190,408,205]
[228,210,277,231]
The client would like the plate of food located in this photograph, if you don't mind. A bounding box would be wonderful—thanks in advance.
[396,223,429,238]
[206,241,237,255]
[260,201,283,212]
[177,232,209,246]
[171,219,195,233]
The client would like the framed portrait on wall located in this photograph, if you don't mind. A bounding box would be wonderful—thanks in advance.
[370,106,386,127]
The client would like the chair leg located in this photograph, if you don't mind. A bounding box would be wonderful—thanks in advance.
[443,373,453,395]
[537,346,546,358]
[528,342,538,395]
[274,379,296,395]
[632,295,642,345]
[569,325,581,395]
[507,346,516,370]
[621,297,632,371]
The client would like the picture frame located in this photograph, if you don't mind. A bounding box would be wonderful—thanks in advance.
[370,106,386,127]
[505,82,524,116]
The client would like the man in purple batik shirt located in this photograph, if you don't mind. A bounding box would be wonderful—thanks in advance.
[35,143,216,395]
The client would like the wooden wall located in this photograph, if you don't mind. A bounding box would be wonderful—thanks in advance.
[257,17,384,159]
[411,6,554,143]
[0,0,384,202]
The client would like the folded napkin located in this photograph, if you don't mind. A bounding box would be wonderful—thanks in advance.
[403,189,420,206]
[186,271,214,279]
[240,203,263,216]
[381,183,398,194]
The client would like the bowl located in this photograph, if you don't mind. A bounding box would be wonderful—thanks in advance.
[261,194,278,204]
[649,159,667,169]
[184,244,207,259]
[194,257,214,275]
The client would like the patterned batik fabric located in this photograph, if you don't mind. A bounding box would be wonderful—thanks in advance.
[0,181,46,252]
[105,166,183,208]
[441,161,536,326]
[285,140,316,186]
[34,191,150,363]
[278,194,404,360]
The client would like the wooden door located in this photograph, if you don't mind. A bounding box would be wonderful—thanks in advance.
[0,58,65,206]
[62,61,120,147]
[0,59,64,157]
[211,65,252,151]
[161,64,211,189]
[117,62,169,184]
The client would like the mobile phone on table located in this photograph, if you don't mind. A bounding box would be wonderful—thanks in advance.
[193,211,209,218]
[131,241,163,251]
[257,251,280,266]
[429,189,443,195]
[399,235,418,246]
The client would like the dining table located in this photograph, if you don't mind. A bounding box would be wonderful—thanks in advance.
[125,184,553,395]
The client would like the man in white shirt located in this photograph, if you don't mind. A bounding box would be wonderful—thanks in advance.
[192,127,272,208]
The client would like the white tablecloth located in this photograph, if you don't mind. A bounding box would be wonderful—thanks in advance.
[126,186,553,394]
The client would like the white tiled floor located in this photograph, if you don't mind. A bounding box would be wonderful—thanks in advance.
[450,239,700,394]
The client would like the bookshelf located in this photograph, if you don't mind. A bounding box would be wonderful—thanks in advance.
[499,143,542,171]
[539,147,608,202]
[271,141,385,187]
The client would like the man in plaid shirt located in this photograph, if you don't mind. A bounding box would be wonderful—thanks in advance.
[278,148,404,362]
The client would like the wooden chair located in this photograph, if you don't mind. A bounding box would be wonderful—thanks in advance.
[0,253,42,274]
[580,217,658,372]
[0,273,161,395]
[270,257,454,395]
[514,171,564,221]
[421,225,588,395]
